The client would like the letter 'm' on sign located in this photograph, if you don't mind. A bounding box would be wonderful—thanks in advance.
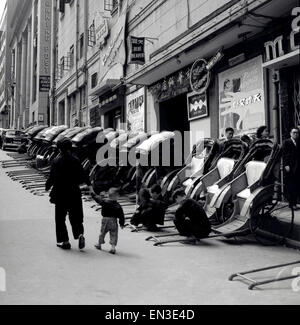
[264,36,284,61]
[0,267,6,292]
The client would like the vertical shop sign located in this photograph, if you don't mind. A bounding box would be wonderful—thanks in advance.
[126,87,145,132]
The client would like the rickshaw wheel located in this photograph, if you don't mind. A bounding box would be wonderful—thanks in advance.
[249,205,267,234]
[216,201,234,224]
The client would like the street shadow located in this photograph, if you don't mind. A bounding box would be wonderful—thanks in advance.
[56,247,141,260]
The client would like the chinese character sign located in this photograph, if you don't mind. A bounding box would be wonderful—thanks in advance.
[218,56,265,137]
[126,88,145,132]
[129,36,145,65]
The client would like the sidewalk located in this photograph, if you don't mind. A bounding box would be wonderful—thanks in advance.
[0,149,300,305]
[262,204,300,245]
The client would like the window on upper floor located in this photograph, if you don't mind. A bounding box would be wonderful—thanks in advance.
[60,57,65,77]
[104,0,121,15]
[79,33,84,59]
[59,0,72,15]
[69,45,74,69]
[80,86,87,108]
[91,73,98,89]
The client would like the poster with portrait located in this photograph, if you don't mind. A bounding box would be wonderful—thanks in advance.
[218,56,265,137]
[187,92,208,121]
[126,87,145,132]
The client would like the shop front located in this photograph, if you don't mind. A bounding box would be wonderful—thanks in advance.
[99,85,126,130]
[262,5,300,142]
[125,0,298,146]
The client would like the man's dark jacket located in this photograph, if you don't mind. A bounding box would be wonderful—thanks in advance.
[45,153,90,205]
[174,199,211,238]
[282,138,299,175]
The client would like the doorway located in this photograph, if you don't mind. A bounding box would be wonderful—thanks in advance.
[105,108,122,130]
[159,94,190,133]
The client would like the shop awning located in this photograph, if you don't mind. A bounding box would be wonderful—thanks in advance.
[262,49,300,70]
[89,79,122,98]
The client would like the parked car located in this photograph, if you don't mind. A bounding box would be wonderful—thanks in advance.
[1,129,27,151]
[0,128,7,147]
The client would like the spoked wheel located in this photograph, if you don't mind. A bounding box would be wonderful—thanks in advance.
[216,200,235,225]
[91,165,118,194]
[249,206,266,234]
[248,204,280,246]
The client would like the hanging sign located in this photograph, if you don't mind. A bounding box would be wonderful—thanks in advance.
[129,36,145,65]
[190,50,224,94]
[39,76,50,92]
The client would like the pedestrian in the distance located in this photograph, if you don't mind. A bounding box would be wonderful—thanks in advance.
[45,138,92,250]
[92,188,125,255]
[256,125,270,140]
[282,128,300,210]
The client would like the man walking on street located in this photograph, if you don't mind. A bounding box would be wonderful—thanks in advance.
[45,138,93,250]
[282,128,300,210]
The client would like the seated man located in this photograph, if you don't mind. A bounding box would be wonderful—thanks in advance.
[150,184,168,226]
[130,189,157,231]
[173,189,211,239]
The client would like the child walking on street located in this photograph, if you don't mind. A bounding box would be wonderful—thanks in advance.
[91,188,125,254]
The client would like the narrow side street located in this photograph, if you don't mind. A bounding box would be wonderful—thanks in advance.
[0,150,299,305]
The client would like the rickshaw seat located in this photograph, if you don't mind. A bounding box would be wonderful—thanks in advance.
[236,161,267,200]
[217,158,235,179]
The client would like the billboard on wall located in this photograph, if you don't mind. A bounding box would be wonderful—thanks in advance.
[218,56,265,137]
[126,87,145,132]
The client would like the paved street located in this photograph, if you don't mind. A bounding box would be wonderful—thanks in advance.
[0,149,300,305]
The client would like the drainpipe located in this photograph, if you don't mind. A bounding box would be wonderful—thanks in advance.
[84,0,89,127]
[50,0,57,126]
[76,0,79,125]
[272,70,281,144]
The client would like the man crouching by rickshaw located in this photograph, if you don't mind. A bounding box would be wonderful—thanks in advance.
[173,189,211,239]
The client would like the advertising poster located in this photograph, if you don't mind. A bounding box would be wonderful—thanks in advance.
[126,87,145,132]
[218,56,265,137]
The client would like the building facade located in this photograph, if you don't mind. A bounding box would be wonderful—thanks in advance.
[0,3,10,129]
[124,0,300,147]
[4,0,299,143]
[51,0,128,130]
[7,0,52,129]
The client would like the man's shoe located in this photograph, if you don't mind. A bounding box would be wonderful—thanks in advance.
[78,235,85,250]
[109,249,116,255]
[57,242,71,250]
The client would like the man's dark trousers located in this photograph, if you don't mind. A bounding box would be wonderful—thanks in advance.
[55,199,84,243]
